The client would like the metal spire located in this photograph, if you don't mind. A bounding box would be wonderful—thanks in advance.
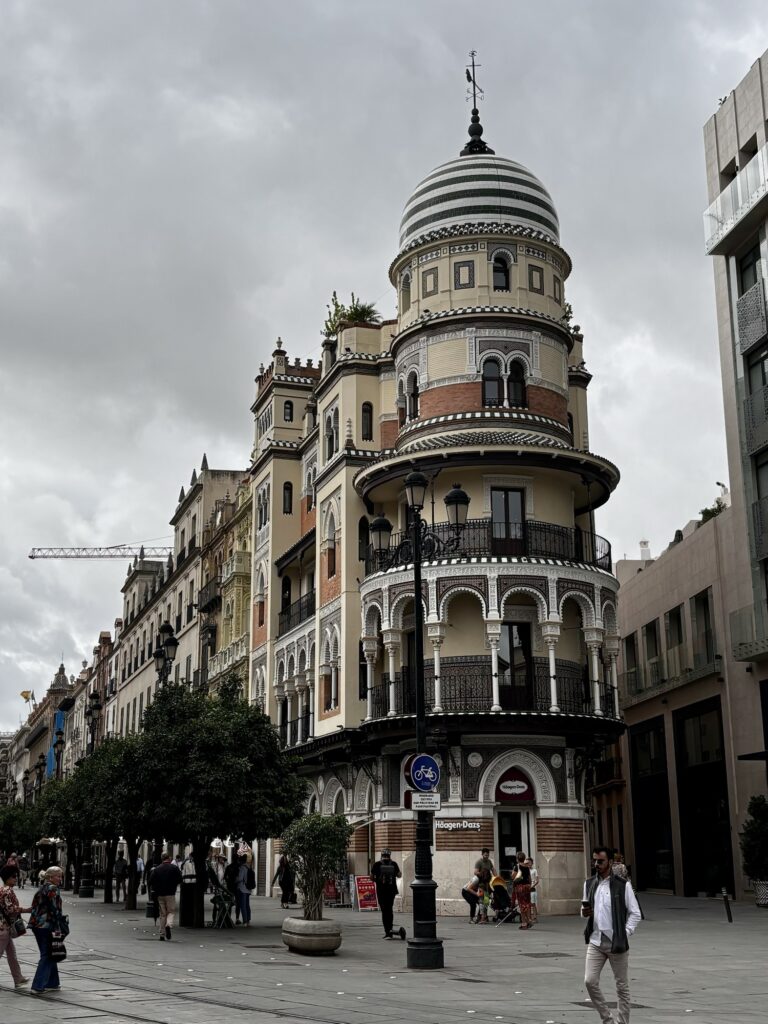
[461,50,494,156]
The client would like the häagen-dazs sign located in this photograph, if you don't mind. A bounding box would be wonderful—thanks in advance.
[435,820,482,831]
[495,766,534,803]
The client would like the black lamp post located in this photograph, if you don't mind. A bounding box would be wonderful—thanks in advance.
[54,728,65,780]
[22,768,30,808]
[153,621,179,687]
[34,752,46,798]
[85,690,102,755]
[370,472,470,970]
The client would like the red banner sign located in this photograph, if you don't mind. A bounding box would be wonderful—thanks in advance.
[355,875,379,912]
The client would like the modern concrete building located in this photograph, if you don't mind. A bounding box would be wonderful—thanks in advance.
[249,106,623,914]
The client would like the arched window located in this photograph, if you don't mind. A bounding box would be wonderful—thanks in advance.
[333,408,339,451]
[493,255,510,291]
[284,400,293,423]
[281,576,292,611]
[361,402,373,441]
[358,517,370,561]
[397,380,406,428]
[257,571,265,627]
[283,482,293,514]
[482,358,502,406]
[325,415,335,460]
[401,273,411,313]
[407,373,419,420]
[327,512,337,578]
[508,362,527,408]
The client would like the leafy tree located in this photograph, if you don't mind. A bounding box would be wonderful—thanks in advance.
[699,497,727,524]
[280,814,353,921]
[138,674,306,925]
[323,290,381,338]
[741,794,768,882]
[0,802,42,855]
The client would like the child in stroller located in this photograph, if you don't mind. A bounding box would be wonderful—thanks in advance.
[489,875,520,925]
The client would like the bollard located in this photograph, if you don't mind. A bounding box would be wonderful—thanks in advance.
[721,886,733,923]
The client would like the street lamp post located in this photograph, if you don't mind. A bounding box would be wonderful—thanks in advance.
[153,622,179,687]
[22,768,30,808]
[54,728,65,781]
[84,690,102,755]
[80,691,102,899]
[370,473,470,970]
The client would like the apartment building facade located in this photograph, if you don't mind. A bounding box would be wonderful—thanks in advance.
[249,111,623,913]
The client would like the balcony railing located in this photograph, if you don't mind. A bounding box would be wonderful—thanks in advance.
[208,634,249,680]
[753,495,768,561]
[279,707,312,748]
[730,603,768,660]
[221,550,250,585]
[743,382,768,455]
[198,576,221,612]
[278,592,316,637]
[704,139,768,253]
[621,638,720,705]
[364,657,616,718]
[364,517,612,575]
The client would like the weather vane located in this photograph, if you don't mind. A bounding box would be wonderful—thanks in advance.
[465,50,484,108]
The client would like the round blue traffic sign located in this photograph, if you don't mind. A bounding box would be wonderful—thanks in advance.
[406,753,441,792]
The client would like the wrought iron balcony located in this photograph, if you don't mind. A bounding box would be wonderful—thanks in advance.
[279,707,312,748]
[198,576,221,612]
[208,634,249,680]
[365,657,617,719]
[364,517,611,575]
[278,592,316,637]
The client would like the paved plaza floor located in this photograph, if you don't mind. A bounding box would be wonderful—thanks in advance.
[1,891,766,1024]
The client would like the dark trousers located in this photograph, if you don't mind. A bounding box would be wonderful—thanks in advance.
[237,891,251,924]
[378,893,395,934]
[462,888,479,919]
[31,927,60,992]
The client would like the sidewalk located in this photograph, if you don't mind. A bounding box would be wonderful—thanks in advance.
[1,891,766,1024]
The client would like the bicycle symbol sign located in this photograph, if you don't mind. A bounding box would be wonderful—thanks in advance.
[406,753,441,793]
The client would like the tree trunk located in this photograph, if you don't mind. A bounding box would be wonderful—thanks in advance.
[103,836,119,904]
[190,835,211,929]
[73,841,83,894]
[124,835,140,911]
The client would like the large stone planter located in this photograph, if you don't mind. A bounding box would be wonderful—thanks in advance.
[282,916,342,955]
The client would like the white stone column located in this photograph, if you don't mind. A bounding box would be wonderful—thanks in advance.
[485,621,502,711]
[362,637,378,721]
[285,686,294,745]
[584,628,605,717]
[275,684,285,745]
[382,628,401,717]
[427,624,445,713]
[541,622,561,713]
[330,659,338,709]
[307,675,315,737]
[295,674,306,743]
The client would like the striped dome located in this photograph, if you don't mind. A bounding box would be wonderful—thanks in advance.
[399,154,559,250]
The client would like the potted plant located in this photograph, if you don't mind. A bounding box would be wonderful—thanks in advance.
[279,813,353,954]
[740,795,768,906]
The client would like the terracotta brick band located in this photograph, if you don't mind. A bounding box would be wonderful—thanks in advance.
[535,818,584,852]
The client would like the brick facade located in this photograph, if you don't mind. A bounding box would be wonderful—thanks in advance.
[319,550,341,604]
[380,419,398,449]
[535,818,585,852]
[300,497,316,536]
[251,601,267,649]
[527,384,568,424]
[420,382,483,418]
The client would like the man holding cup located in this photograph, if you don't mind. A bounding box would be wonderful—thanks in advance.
[582,846,641,1024]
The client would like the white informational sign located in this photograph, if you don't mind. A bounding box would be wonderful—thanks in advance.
[411,792,441,811]
[505,846,517,856]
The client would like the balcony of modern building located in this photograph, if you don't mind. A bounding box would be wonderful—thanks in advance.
[620,632,721,708]
[742,376,768,455]
[587,750,625,792]
[198,575,221,613]
[221,549,250,586]
[363,516,612,576]
[752,494,768,561]
[736,278,768,358]
[278,591,316,638]
[730,603,768,661]
[704,140,768,255]
[208,633,249,682]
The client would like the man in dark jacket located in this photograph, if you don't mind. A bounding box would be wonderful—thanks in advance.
[371,850,405,940]
[582,845,641,1024]
[152,853,182,941]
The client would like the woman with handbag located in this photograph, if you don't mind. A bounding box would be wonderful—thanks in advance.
[29,865,68,994]
[0,864,31,988]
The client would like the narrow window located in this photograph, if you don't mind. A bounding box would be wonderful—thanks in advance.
[361,402,373,441]
[528,264,544,294]
[358,517,370,561]
[325,416,334,460]
[327,540,336,577]
[401,274,411,313]
[507,362,527,408]
[407,374,419,419]
[281,577,292,611]
[284,400,294,423]
[482,359,502,406]
[739,242,761,296]
[553,275,562,303]
[493,256,510,291]
[283,482,293,514]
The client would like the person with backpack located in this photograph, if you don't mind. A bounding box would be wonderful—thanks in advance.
[371,849,405,940]
[236,854,255,926]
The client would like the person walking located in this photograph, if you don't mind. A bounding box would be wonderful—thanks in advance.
[224,855,241,924]
[236,855,255,926]
[582,845,641,1024]
[29,865,67,994]
[114,851,129,901]
[611,852,629,881]
[272,854,295,909]
[525,857,539,922]
[0,864,31,988]
[474,848,496,877]
[152,853,182,941]
[511,851,533,929]
[371,850,405,939]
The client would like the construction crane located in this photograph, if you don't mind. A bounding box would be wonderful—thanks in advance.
[29,545,173,560]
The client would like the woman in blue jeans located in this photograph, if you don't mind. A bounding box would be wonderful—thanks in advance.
[29,865,66,994]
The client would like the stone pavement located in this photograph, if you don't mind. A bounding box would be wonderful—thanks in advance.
[1,891,766,1024]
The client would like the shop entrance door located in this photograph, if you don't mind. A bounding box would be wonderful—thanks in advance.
[497,811,523,877]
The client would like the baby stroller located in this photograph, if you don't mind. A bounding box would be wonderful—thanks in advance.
[206,862,235,929]
[490,875,519,926]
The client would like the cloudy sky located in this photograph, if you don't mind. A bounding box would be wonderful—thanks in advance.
[1,1,765,729]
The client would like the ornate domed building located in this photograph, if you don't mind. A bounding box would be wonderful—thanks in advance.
[249,102,622,913]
